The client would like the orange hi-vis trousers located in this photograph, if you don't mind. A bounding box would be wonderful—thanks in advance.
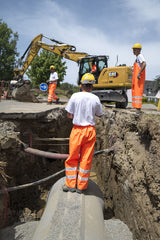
[48,83,58,102]
[132,62,145,109]
[65,125,96,190]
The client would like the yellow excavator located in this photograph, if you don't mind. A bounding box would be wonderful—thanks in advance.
[14,34,132,107]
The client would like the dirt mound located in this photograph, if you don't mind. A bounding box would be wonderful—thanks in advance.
[12,81,39,102]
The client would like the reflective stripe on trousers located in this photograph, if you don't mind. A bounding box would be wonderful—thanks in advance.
[48,83,58,102]
[132,62,145,109]
[65,125,96,190]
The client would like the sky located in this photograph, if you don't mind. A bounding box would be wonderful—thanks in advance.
[0,0,160,85]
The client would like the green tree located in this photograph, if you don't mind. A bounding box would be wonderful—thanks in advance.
[26,50,67,87]
[60,82,79,95]
[0,19,19,80]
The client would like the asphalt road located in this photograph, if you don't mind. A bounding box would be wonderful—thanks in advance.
[0,99,159,114]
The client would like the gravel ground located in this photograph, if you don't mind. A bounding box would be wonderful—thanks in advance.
[104,219,133,240]
[0,219,133,240]
[0,222,38,240]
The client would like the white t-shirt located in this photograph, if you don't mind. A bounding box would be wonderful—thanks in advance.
[65,92,103,126]
[136,54,146,68]
[49,72,58,83]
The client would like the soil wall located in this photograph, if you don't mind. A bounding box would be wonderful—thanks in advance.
[0,108,72,227]
[94,109,160,240]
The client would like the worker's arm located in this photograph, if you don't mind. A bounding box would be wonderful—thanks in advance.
[67,112,73,119]
[138,61,146,79]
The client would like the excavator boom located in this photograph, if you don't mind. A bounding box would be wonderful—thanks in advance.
[38,42,89,62]
[14,34,88,78]
[14,34,43,77]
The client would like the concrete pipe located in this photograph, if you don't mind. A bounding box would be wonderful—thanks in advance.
[32,177,109,240]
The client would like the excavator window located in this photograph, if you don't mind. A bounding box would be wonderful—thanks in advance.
[98,60,106,71]
[81,61,91,74]
[78,56,108,85]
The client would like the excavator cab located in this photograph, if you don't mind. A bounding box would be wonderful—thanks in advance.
[78,56,108,85]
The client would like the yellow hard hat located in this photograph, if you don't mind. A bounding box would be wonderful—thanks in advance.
[50,65,55,70]
[132,43,142,49]
[81,73,95,84]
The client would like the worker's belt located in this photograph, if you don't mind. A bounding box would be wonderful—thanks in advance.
[49,81,57,84]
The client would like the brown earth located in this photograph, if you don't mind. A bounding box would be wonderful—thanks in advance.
[0,108,72,228]
[0,106,160,240]
[94,108,160,240]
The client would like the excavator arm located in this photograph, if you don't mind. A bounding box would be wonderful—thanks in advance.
[38,42,88,62]
[14,34,88,78]
[14,34,43,78]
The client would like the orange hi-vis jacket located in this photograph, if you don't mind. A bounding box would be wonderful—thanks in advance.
[65,125,96,190]
[132,62,145,109]
[48,83,58,102]
[91,64,97,72]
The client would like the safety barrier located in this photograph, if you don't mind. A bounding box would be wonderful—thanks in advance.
[157,99,160,111]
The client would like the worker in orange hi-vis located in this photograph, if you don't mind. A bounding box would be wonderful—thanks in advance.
[47,65,59,104]
[132,43,146,113]
[62,73,103,194]
[91,61,97,73]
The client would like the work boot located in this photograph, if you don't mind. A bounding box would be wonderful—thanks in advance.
[76,188,86,194]
[62,184,76,193]
[56,98,59,104]
[47,101,52,105]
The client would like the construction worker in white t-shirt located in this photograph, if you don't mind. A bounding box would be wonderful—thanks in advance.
[47,65,59,104]
[62,73,103,194]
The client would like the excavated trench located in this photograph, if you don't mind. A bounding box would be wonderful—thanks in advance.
[0,106,160,240]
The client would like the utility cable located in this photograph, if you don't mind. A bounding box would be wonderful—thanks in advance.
[0,169,65,194]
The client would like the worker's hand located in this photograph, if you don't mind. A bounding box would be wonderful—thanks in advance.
[137,73,141,80]
[67,112,73,119]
